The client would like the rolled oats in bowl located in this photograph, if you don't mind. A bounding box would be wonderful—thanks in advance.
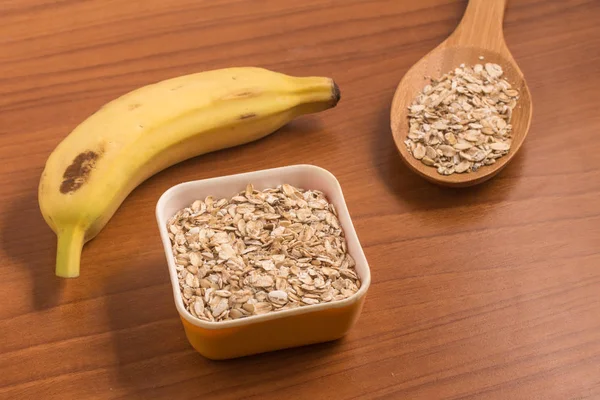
[167,183,361,322]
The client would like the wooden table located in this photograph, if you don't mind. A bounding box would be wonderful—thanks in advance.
[1,1,599,398]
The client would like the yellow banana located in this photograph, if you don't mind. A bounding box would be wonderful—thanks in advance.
[38,67,340,278]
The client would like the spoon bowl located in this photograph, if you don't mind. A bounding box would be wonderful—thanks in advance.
[391,0,532,187]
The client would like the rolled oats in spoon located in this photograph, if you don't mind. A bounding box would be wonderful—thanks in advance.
[405,62,519,175]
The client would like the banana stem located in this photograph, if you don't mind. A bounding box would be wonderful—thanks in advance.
[55,227,85,278]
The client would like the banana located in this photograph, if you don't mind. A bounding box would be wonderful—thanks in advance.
[38,67,340,278]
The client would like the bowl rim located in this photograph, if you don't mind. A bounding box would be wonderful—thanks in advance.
[155,164,372,330]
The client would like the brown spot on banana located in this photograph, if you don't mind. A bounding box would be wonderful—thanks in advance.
[239,113,257,120]
[234,91,255,98]
[59,151,101,194]
[221,91,259,100]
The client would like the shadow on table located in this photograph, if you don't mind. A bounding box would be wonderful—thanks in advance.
[106,265,346,399]
[0,175,66,311]
[370,90,526,216]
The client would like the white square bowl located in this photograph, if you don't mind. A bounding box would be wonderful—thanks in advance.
[156,164,371,359]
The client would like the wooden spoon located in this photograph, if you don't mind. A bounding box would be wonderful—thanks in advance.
[390,0,532,187]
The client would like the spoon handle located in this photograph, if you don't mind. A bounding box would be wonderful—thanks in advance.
[448,0,509,53]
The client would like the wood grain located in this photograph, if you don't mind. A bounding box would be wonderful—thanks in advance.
[1,0,599,399]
